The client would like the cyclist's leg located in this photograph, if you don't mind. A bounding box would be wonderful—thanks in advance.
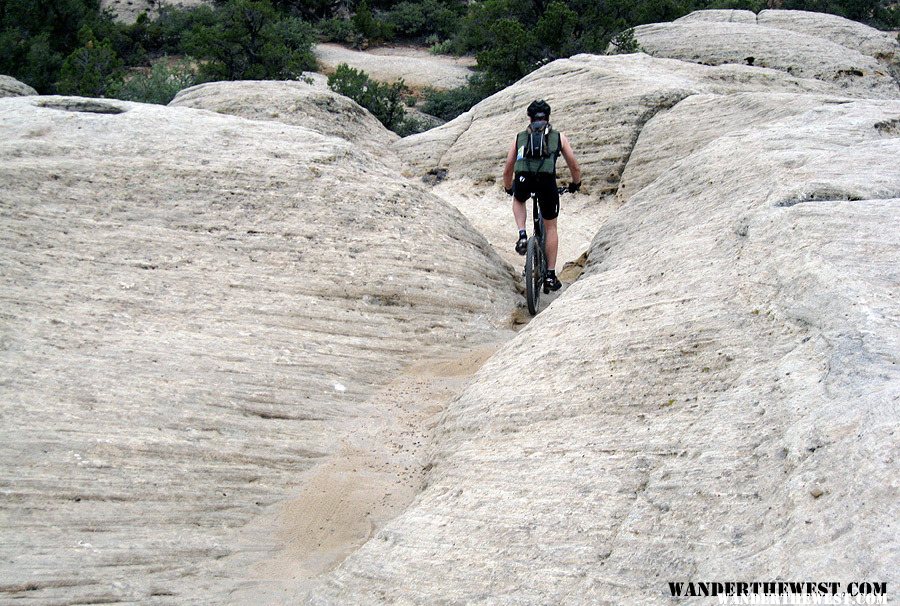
[536,176,560,271]
[544,218,558,270]
[512,172,531,231]
[512,196,527,231]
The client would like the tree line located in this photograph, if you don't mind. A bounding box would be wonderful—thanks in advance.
[1,0,897,127]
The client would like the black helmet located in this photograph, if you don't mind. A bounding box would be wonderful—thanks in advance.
[527,99,551,121]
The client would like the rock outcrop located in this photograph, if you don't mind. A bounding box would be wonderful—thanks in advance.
[757,9,900,66]
[675,8,757,23]
[632,13,899,98]
[0,95,516,604]
[309,90,900,606]
[314,43,475,90]
[169,80,400,159]
[0,75,37,97]
[3,9,898,606]
[394,53,841,193]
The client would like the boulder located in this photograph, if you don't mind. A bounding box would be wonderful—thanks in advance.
[0,95,517,604]
[632,21,899,99]
[309,92,900,605]
[0,75,37,97]
[169,80,399,160]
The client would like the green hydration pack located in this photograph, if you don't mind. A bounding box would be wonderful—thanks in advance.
[514,121,561,175]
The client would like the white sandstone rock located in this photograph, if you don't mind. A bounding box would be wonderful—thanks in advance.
[632,21,899,98]
[757,9,900,66]
[0,74,37,97]
[395,54,841,193]
[675,9,757,23]
[309,93,900,606]
[0,94,517,604]
[169,79,399,159]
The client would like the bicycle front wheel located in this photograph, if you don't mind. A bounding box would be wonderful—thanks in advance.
[525,237,542,316]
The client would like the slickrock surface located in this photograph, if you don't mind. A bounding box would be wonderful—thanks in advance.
[4,10,899,606]
[314,43,475,90]
[615,91,831,204]
[169,80,400,160]
[675,9,757,23]
[757,9,900,66]
[394,53,840,194]
[392,52,875,283]
[308,93,900,605]
[632,20,899,98]
[0,95,517,604]
[101,0,211,23]
[0,75,36,98]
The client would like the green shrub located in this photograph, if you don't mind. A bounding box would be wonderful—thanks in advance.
[351,0,395,41]
[57,27,125,96]
[0,0,119,94]
[111,58,197,104]
[328,63,409,132]
[184,0,316,81]
[474,19,538,90]
[535,1,579,57]
[393,113,431,137]
[143,5,219,55]
[383,0,462,39]
[317,17,356,42]
[421,81,487,121]
[607,28,644,54]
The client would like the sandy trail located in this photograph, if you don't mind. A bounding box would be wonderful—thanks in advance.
[220,181,611,601]
[314,44,475,90]
[224,343,508,603]
[430,179,616,298]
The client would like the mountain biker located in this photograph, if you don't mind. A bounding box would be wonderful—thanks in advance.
[503,99,582,292]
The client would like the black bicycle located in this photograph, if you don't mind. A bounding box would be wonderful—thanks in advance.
[524,186,568,316]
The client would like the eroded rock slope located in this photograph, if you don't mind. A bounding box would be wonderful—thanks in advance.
[169,79,400,161]
[311,88,900,606]
[634,11,899,98]
[0,95,516,604]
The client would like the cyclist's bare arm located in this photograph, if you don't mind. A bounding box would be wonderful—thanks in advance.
[560,133,582,184]
[503,139,517,190]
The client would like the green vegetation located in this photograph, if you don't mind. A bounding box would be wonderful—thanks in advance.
[183,0,316,81]
[112,59,197,104]
[0,0,315,102]
[1,0,896,121]
[327,62,427,135]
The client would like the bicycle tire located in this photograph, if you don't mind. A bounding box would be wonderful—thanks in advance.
[525,237,541,316]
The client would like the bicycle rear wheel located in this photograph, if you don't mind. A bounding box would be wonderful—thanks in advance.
[525,237,542,316]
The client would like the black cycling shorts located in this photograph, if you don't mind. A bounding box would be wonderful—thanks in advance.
[513,172,559,220]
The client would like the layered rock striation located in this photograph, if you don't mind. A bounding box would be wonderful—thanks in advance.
[634,11,899,99]
[169,79,400,160]
[311,87,900,606]
[0,95,516,604]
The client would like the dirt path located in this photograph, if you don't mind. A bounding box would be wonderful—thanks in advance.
[224,343,507,603]
[314,43,475,90]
